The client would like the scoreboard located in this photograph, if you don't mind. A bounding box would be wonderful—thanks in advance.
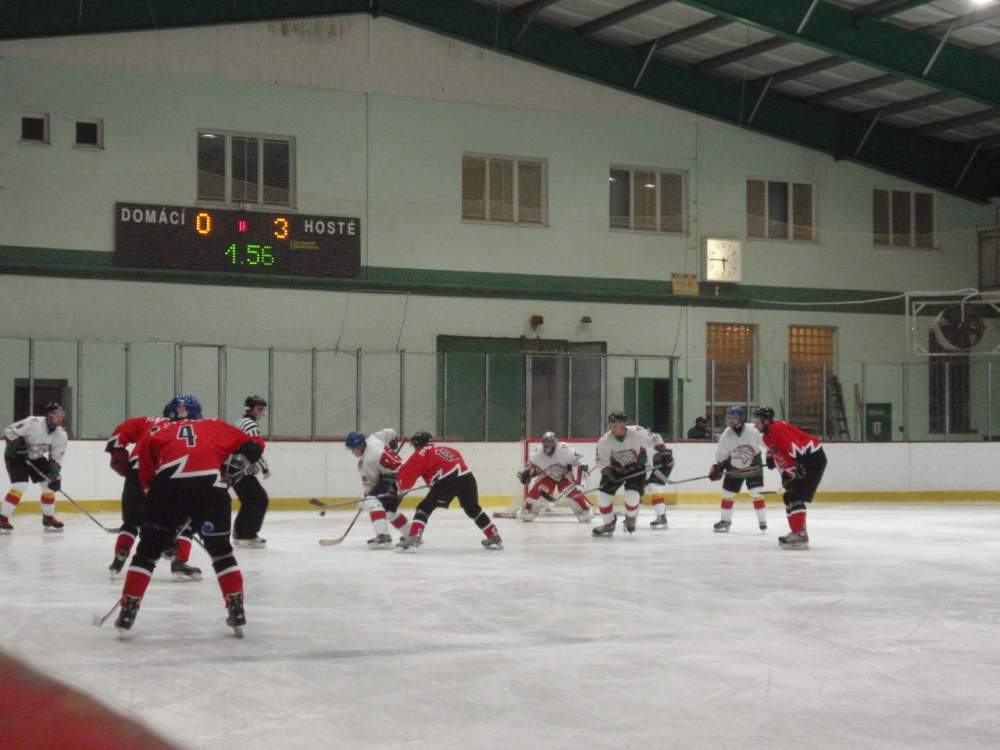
[114,203,361,277]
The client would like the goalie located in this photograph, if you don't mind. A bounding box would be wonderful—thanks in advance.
[517,432,593,523]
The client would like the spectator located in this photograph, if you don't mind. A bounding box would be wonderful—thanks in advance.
[687,416,712,440]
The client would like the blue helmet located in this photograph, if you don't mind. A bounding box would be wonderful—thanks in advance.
[726,405,745,421]
[345,431,366,450]
[165,395,202,420]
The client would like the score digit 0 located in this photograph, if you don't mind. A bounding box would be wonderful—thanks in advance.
[273,217,289,240]
[195,212,213,236]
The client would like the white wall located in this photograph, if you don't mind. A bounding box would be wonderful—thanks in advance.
[17,439,1000,508]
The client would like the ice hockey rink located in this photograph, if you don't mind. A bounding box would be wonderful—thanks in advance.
[3,502,1000,750]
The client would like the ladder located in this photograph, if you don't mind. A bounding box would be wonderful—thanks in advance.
[825,375,850,441]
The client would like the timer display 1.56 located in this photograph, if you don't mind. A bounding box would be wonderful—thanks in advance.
[114,203,361,277]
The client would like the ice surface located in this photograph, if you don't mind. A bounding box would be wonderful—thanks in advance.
[3,504,1000,750]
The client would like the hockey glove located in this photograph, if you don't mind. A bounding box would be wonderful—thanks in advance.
[109,448,130,477]
[651,450,674,483]
[517,469,532,486]
[10,437,29,458]
[708,463,724,482]
[47,476,61,492]
[765,455,776,470]
[237,440,263,464]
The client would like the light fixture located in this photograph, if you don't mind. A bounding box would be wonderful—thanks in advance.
[580,316,593,324]
[970,0,993,6]
[643,183,655,188]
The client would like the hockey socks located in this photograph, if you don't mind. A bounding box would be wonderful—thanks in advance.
[752,498,767,526]
[650,494,667,519]
[175,535,193,564]
[2,486,25,518]
[720,498,735,524]
[115,527,138,558]
[388,511,410,536]
[369,509,390,537]
[787,505,807,533]
[40,490,56,517]
[122,567,153,602]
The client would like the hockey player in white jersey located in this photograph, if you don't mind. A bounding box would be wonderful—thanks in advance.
[518,432,593,522]
[708,405,767,532]
[345,428,411,549]
[2,403,68,533]
[645,432,675,529]
[592,411,659,536]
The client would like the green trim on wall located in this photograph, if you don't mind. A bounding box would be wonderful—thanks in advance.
[0,245,917,316]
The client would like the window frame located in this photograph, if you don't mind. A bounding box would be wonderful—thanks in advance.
[787,325,837,439]
[461,152,548,227]
[608,164,688,235]
[746,177,817,242]
[196,129,296,209]
[73,117,104,150]
[20,113,50,146]
[873,188,935,249]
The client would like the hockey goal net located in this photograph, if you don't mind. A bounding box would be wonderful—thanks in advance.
[493,437,599,519]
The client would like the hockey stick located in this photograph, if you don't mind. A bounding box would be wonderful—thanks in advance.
[24,461,117,533]
[92,599,121,627]
[318,508,363,546]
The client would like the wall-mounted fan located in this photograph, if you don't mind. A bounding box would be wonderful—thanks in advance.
[932,305,986,352]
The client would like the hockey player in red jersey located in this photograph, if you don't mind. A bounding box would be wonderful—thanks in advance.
[113,396,265,636]
[105,397,202,579]
[394,432,503,551]
[753,406,827,550]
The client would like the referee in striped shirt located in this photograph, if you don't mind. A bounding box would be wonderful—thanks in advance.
[232,395,271,548]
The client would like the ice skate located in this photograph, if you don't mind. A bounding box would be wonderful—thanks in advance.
[778,531,809,550]
[591,514,617,537]
[226,592,246,638]
[108,549,129,578]
[0,515,12,534]
[42,515,64,532]
[713,520,731,533]
[520,506,539,522]
[161,542,177,561]
[366,534,393,550]
[574,508,593,524]
[759,521,767,532]
[623,515,637,534]
[234,536,266,549]
[650,515,668,529]
[114,595,141,635]
[396,533,422,552]
[171,560,203,581]
[481,535,504,550]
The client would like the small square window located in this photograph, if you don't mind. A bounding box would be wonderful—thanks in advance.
[75,119,102,148]
[21,115,48,144]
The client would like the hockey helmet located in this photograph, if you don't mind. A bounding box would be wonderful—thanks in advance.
[345,431,366,450]
[43,402,65,426]
[607,410,628,424]
[726,405,746,422]
[753,406,775,422]
[244,395,268,410]
[165,395,202,420]
[540,431,558,455]
[410,431,433,450]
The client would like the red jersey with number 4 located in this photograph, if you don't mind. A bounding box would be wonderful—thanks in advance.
[135,418,265,491]
[762,421,822,472]
[106,417,172,460]
[396,445,469,491]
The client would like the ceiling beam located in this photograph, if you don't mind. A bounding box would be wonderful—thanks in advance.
[513,0,564,16]
[922,5,1000,35]
[854,0,936,24]
[672,0,1000,109]
[860,91,954,119]
[382,0,994,200]
[638,16,731,53]
[576,0,675,37]
[755,56,848,86]
[693,36,789,72]
[806,74,899,104]
[913,108,1000,136]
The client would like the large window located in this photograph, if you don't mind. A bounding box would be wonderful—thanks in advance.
[197,131,294,206]
[706,323,755,405]
[788,326,835,438]
[462,154,546,225]
[747,179,814,241]
[609,166,687,234]
[874,189,933,248]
